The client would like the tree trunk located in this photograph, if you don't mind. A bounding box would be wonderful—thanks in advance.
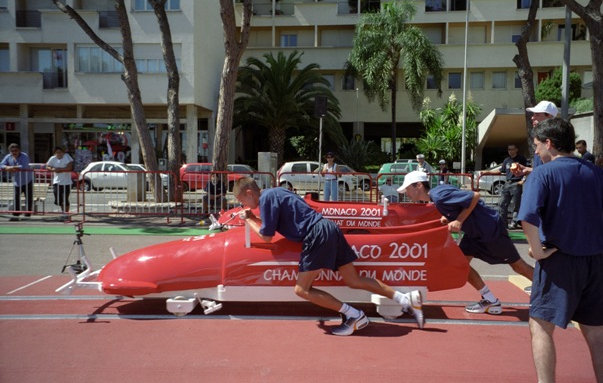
[562,0,602,158]
[390,70,398,162]
[269,125,287,165]
[512,0,539,154]
[214,0,252,171]
[115,0,160,200]
[151,0,181,200]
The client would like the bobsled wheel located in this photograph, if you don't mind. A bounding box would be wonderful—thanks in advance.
[171,296,189,317]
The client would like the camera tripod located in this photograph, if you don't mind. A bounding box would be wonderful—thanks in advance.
[61,222,91,274]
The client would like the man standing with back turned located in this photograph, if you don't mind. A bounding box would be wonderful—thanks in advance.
[518,117,603,382]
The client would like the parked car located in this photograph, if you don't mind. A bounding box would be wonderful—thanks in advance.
[276,161,362,192]
[181,163,260,191]
[336,164,372,191]
[474,164,506,195]
[79,161,167,191]
[377,162,459,189]
[29,163,79,186]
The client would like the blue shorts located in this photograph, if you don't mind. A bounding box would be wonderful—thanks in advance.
[530,251,603,329]
[459,221,521,265]
[299,219,358,272]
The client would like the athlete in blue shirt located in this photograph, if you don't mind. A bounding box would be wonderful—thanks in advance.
[517,117,603,382]
[233,177,424,336]
[398,171,534,315]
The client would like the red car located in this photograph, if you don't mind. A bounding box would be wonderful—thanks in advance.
[180,163,256,191]
[29,163,79,186]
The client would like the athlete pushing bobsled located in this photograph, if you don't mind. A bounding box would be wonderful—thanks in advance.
[233,177,424,336]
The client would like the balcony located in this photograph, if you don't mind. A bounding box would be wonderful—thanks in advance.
[42,71,68,89]
[16,10,41,28]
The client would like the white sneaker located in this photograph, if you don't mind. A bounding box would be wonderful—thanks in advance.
[406,290,424,329]
[331,311,369,336]
[465,299,502,315]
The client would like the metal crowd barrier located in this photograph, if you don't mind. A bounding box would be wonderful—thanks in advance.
[276,171,375,203]
[375,172,475,203]
[474,171,505,208]
[0,168,51,217]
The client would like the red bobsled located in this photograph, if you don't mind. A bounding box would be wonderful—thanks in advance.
[57,218,469,318]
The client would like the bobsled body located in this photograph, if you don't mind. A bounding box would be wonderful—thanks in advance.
[99,220,468,297]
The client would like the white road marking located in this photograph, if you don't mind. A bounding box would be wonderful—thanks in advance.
[6,275,53,295]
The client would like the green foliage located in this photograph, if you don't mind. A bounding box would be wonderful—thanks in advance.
[416,95,481,165]
[347,0,443,111]
[535,67,582,107]
[336,138,389,171]
[570,97,593,114]
[234,50,345,162]
[289,135,317,159]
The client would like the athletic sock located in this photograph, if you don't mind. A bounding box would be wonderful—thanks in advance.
[339,303,361,319]
[393,291,410,308]
[479,286,498,303]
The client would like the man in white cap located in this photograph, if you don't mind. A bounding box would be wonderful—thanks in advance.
[397,171,534,315]
[416,154,434,173]
[512,100,559,176]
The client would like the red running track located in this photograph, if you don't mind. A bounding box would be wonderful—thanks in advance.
[0,275,596,383]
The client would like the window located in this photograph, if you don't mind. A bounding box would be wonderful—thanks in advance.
[543,0,564,7]
[470,72,484,89]
[450,0,467,11]
[323,74,335,90]
[512,35,521,43]
[133,0,180,11]
[517,0,531,9]
[558,24,587,41]
[31,48,68,89]
[492,71,507,89]
[0,48,8,72]
[135,58,180,73]
[291,163,307,173]
[76,46,123,73]
[514,72,523,89]
[342,73,355,91]
[448,72,461,89]
[280,34,297,47]
[0,0,7,10]
[426,74,438,90]
[425,0,446,12]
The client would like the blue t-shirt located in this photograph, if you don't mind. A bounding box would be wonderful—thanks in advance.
[532,154,542,168]
[518,157,603,256]
[259,187,323,242]
[429,185,501,241]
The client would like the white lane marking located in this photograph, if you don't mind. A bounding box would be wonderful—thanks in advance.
[0,313,540,327]
[6,275,53,295]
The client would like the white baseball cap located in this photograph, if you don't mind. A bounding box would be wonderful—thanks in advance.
[397,171,428,193]
[416,154,425,159]
[527,101,558,117]
[438,159,446,164]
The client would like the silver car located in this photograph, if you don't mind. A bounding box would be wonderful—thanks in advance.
[276,161,361,192]
[475,164,506,195]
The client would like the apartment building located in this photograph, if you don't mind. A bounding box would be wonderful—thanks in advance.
[0,0,225,168]
[235,0,593,167]
[0,0,594,169]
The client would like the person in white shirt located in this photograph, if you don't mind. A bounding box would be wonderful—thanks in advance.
[46,146,74,216]
[416,154,434,173]
[379,176,399,202]
[321,152,338,201]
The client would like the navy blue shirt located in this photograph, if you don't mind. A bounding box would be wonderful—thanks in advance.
[429,185,501,241]
[502,154,527,182]
[518,157,603,256]
[259,187,323,242]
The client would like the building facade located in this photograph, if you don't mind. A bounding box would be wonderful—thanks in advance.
[0,0,594,170]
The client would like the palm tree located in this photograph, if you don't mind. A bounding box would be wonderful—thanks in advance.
[347,0,444,161]
[234,51,343,164]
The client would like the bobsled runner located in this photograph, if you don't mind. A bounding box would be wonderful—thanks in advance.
[217,193,441,230]
[57,219,469,318]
